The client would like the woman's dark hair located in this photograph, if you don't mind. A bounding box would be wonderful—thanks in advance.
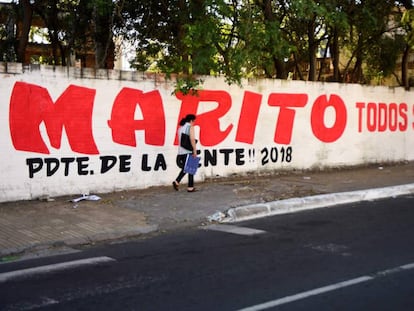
[179,114,196,125]
[185,114,196,122]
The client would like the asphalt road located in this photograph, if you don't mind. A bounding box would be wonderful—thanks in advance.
[1,195,414,310]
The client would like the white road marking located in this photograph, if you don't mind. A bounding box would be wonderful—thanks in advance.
[201,224,267,236]
[0,256,115,283]
[237,261,414,311]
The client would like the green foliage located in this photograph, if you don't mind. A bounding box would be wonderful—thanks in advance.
[173,76,204,96]
[0,1,17,62]
[401,8,414,47]
[4,0,414,87]
[365,35,406,81]
[104,0,414,85]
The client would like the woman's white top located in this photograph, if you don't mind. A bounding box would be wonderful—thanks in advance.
[177,122,192,155]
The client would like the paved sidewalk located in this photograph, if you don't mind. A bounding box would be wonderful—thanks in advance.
[1,162,413,258]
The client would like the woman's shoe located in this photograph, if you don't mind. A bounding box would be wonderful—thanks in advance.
[187,188,197,192]
[172,181,179,191]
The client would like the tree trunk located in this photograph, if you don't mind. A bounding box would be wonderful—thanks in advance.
[307,19,317,81]
[17,0,32,64]
[352,55,363,83]
[331,29,341,82]
[260,0,287,79]
[93,0,115,69]
[273,57,287,79]
[402,44,410,90]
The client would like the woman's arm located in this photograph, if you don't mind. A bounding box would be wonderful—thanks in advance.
[189,125,197,156]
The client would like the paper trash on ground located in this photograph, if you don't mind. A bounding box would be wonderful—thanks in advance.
[71,194,101,203]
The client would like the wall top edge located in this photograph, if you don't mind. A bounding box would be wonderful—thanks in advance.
[0,61,409,92]
[0,62,177,83]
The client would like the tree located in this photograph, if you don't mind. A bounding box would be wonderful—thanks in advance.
[16,0,33,64]
[122,0,291,86]
[322,0,350,82]
[0,1,17,61]
[255,0,293,79]
[89,0,119,69]
[341,0,398,84]
[121,0,192,73]
[3,0,414,88]
[400,1,414,89]
[32,0,67,65]
[285,0,324,81]
[0,0,117,68]
[35,0,119,68]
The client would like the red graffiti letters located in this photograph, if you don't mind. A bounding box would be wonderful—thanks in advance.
[10,82,98,154]
[108,87,166,146]
[356,102,408,132]
[311,94,347,142]
[14,81,412,156]
[235,91,263,144]
[175,90,233,146]
[268,93,308,144]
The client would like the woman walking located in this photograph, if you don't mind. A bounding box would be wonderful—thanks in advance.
[173,114,198,192]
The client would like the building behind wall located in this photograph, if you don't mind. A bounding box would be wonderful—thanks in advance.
[0,1,115,69]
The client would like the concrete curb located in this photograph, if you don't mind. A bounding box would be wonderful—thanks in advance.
[220,183,414,223]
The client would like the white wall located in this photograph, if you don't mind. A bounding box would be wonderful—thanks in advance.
[1,64,413,202]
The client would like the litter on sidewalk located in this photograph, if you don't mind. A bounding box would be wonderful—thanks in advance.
[71,194,101,203]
